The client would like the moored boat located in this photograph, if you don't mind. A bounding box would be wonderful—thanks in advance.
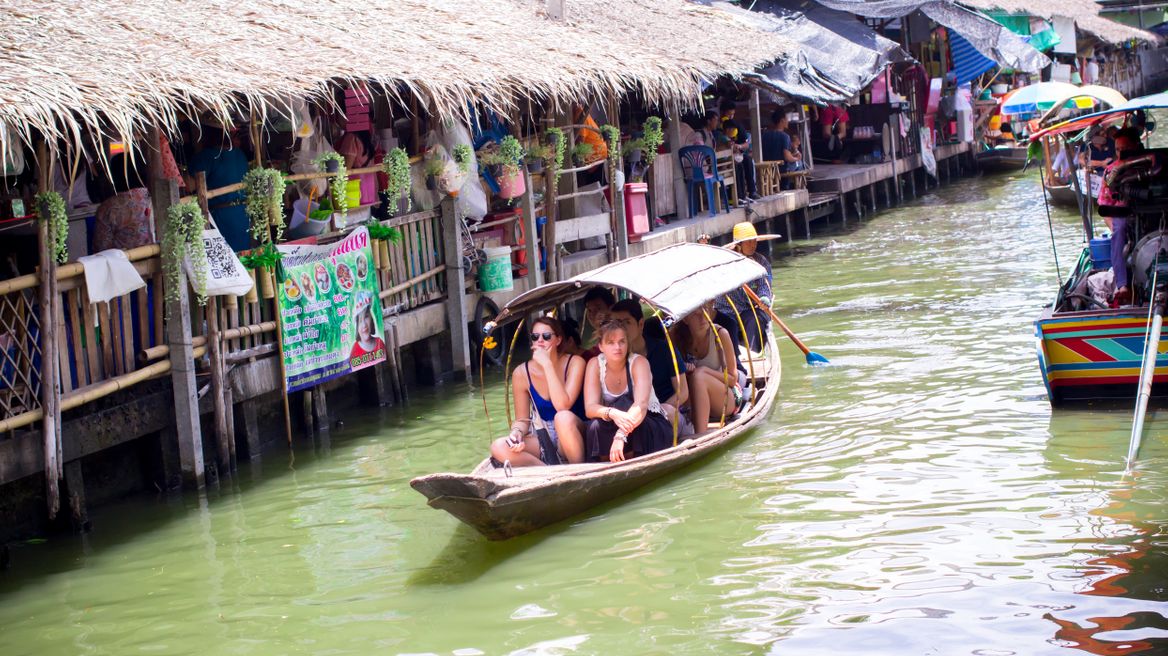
[411,243,782,540]
[976,145,1031,172]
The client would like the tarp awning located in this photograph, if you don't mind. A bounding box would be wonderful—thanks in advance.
[950,30,998,85]
[495,243,768,325]
[710,0,912,104]
[815,0,1050,73]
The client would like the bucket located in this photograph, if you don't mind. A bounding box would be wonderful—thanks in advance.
[478,246,514,292]
[345,179,362,208]
[496,168,526,200]
[1089,237,1112,269]
[288,199,329,239]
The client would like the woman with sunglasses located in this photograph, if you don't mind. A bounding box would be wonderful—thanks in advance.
[490,316,587,466]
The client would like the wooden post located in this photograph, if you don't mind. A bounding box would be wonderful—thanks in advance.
[799,105,814,173]
[749,89,764,164]
[148,127,205,489]
[612,161,629,261]
[520,169,543,288]
[668,101,691,220]
[206,298,232,472]
[542,116,560,283]
[36,140,62,517]
[440,196,472,382]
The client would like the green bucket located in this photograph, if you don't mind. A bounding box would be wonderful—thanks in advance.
[478,246,514,292]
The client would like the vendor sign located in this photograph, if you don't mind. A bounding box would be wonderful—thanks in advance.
[276,227,386,392]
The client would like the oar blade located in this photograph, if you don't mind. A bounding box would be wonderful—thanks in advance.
[805,351,830,366]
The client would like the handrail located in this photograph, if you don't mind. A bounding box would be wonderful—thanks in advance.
[0,244,161,295]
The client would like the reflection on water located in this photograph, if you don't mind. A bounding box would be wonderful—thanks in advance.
[1,170,1168,655]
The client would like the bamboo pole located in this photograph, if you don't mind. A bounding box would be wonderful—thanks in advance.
[378,265,446,299]
[206,298,232,471]
[0,245,160,295]
[36,139,62,518]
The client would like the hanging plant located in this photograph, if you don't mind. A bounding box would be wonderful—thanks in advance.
[312,151,348,218]
[599,125,621,166]
[367,221,403,244]
[544,126,567,188]
[381,147,411,213]
[238,241,282,270]
[641,116,664,168]
[480,136,524,177]
[452,144,473,175]
[162,200,208,306]
[242,167,288,243]
[34,190,68,264]
[571,142,594,165]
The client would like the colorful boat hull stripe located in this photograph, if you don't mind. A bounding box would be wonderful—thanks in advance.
[1036,313,1168,398]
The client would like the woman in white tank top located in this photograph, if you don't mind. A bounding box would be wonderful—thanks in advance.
[676,304,740,434]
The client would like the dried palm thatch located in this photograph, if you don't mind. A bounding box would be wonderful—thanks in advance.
[0,0,799,159]
[960,0,1158,44]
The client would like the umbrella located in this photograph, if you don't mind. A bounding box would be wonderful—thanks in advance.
[1000,81,1081,116]
[1037,85,1127,126]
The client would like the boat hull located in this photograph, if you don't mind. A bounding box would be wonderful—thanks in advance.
[1036,308,1168,404]
[1046,184,1080,208]
[977,147,1030,172]
[411,335,781,539]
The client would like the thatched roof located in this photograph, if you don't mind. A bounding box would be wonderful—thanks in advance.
[0,0,798,156]
[959,0,1158,44]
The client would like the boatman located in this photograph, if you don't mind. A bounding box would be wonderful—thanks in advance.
[1099,128,1145,306]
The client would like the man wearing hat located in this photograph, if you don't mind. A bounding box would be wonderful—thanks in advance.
[715,222,778,352]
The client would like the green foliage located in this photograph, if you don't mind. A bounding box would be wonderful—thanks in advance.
[423,157,445,177]
[162,201,207,307]
[381,147,411,213]
[599,124,621,165]
[312,151,348,218]
[242,167,287,243]
[545,127,566,171]
[572,142,594,163]
[367,221,403,244]
[481,136,525,176]
[452,144,473,174]
[640,116,664,167]
[238,241,282,270]
[34,191,68,264]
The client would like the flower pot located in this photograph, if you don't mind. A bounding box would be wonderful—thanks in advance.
[627,149,643,164]
[245,269,258,303]
[259,267,275,299]
[325,159,340,174]
[497,167,526,199]
[372,240,383,270]
[426,174,437,191]
[526,158,544,174]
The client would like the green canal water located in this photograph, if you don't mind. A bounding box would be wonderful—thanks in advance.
[3,172,1168,655]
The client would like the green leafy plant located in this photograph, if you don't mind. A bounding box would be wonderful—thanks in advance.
[312,151,348,218]
[526,143,553,161]
[162,200,207,307]
[34,191,68,264]
[452,144,473,175]
[238,241,282,270]
[366,221,403,244]
[242,168,287,243]
[481,136,525,176]
[571,142,594,164]
[423,158,445,177]
[381,147,411,213]
[640,116,664,167]
[599,125,621,165]
[545,127,566,172]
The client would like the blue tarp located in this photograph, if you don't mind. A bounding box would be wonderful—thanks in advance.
[950,30,997,86]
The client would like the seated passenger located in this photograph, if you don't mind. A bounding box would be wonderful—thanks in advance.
[584,319,674,462]
[675,303,743,434]
[581,287,615,357]
[607,299,690,434]
[490,316,587,466]
[559,316,584,356]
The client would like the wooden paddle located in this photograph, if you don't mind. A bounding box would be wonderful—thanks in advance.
[743,285,829,365]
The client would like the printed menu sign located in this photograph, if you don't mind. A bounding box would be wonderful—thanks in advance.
[276,227,386,392]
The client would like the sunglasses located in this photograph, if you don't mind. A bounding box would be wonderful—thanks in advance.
[530,331,555,343]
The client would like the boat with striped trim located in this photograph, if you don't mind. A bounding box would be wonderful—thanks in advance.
[1036,310,1168,404]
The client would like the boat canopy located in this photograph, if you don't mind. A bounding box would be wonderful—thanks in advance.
[1000,81,1082,116]
[1029,90,1168,141]
[493,243,768,326]
[1036,85,1128,126]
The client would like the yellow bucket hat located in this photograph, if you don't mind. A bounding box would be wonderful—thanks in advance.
[727,221,780,248]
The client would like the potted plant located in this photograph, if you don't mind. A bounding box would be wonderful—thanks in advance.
[34,190,68,264]
[238,241,281,300]
[312,151,348,223]
[381,147,411,214]
[242,167,288,243]
[544,127,567,187]
[571,142,594,167]
[162,200,208,310]
[479,135,526,199]
[423,157,445,190]
[599,124,621,167]
[452,144,473,175]
[525,143,552,173]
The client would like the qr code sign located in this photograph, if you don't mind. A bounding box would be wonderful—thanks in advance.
[204,233,242,281]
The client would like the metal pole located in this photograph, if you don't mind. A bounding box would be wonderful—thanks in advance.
[1127,288,1165,471]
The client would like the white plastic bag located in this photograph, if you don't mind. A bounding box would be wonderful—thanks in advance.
[291,121,331,199]
[186,228,253,297]
[1,124,25,177]
[433,120,488,222]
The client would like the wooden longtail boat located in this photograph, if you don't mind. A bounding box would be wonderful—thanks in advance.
[411,243,782,540]
[976,145,1030,172]
[1031,91,1168,406]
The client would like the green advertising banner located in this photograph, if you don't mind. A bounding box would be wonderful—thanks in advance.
[276,227,386,392]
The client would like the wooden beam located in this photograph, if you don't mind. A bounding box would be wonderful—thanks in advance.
[440,197,471,382]
[668,101,691,220]
[36,139,62,518]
